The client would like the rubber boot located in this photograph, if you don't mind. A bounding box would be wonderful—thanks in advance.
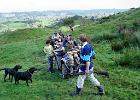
[97,85,105,95]
[71,86,81,96]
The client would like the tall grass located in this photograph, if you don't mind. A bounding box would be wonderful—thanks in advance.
[115,48,140,68]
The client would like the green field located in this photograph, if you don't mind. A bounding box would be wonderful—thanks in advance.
[0,8,140,100]
[0,16,64,34]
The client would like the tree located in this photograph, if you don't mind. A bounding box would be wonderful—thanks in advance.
[62,17,74,31]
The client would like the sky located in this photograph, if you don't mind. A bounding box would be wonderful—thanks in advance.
[0,0,140,12]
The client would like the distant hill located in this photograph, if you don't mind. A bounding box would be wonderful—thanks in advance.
[0,9,127,18]
[0,9,127,33]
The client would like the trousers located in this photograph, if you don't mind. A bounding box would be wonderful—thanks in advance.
[48,56,53,71]
[77,68,100,88]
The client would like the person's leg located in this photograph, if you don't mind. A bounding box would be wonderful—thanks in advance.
[88,68,105,95]
[56,55,62,71]
[71,70,86,96]
[48,56,53,72]
[88,74,100,86]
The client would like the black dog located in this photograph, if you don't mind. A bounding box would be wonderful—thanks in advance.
[14,67,37,86]
[0,65,22,82]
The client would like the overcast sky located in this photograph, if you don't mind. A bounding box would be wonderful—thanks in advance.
[0,0,140,12]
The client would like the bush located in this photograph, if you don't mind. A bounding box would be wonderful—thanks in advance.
[115,22,140,48]
[96,16,110,24]
[111,40,124,51]
[133,32,140,47]
[116,48,140,68]
[122,32,140,48]
[92,33,118,42]
[116,21,140,47]
[132,19,140,31]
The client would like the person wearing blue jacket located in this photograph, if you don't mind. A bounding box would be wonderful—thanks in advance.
[71,34,105,96]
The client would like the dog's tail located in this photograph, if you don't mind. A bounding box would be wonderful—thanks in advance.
[0,68,6,71]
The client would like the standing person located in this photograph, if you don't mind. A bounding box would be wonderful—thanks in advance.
[53,42,65,71]
[51,32,61,41]
[44,39,54,73]
[71,34,105,96]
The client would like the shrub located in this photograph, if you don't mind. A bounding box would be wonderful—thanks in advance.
[116,22,140,48]
[92,33,118,42]
[133,32,140,47]
[111,40,124,51]
[122,32,140,48]
[132,19,140,31]
[116,48,140,68]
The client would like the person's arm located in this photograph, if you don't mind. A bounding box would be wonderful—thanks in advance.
[53,46,64,54]
[85,61,90,74]
[43,47,47,53]
[51,46,54,54]
[92,48,96,59]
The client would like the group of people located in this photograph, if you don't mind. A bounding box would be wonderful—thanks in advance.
[44,32,105,96]
[44,32,78,72]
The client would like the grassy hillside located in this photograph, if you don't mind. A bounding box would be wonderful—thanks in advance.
[0,8,140,100]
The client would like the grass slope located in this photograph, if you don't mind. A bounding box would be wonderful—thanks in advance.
[0,8,140,100]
